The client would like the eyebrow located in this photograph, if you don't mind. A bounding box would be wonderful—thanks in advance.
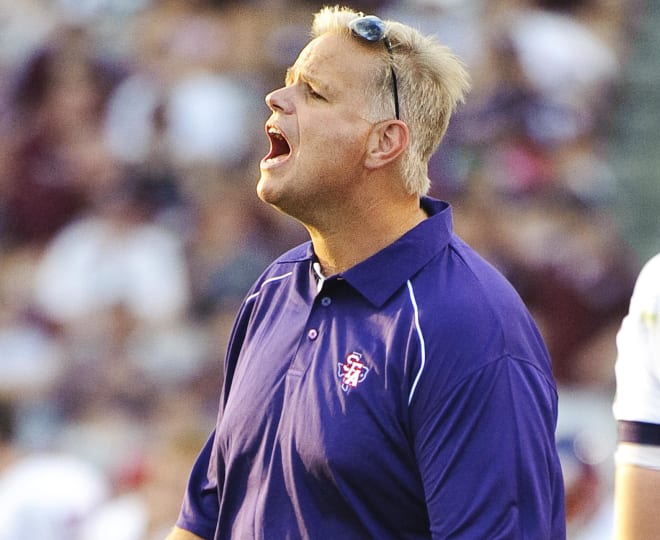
[285,67,329,94]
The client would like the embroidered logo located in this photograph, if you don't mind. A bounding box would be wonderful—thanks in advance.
[337,352,369,393]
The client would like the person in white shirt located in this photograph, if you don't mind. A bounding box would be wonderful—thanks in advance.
[613,253,660,539]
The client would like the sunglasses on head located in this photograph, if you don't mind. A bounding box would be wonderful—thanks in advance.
[348,15,400,120]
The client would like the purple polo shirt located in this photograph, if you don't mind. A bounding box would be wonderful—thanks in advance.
[177,197,566,539]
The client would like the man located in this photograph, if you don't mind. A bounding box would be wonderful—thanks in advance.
[613,253,660,539]
[168,6,565,539]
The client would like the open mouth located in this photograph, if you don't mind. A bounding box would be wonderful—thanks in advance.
[264,125,291,163]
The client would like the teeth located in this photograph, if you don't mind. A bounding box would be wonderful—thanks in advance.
[268,126,283,136]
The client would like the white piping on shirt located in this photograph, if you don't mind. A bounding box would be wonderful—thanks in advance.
[245,272,293,303]
[407,280,427,405]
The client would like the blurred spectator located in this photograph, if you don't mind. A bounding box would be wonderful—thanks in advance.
[505,6,620,143]
[32,173,191,328]
[0,247,63,402]
[0,452,111,540]
[0,24,126,247]
[557,388,616,539]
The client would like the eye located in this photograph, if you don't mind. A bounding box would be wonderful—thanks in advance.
[306,84,326,101]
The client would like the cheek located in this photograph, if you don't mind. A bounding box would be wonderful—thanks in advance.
[306,123,368,167]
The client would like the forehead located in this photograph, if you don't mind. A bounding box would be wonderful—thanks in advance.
[288,33,378,89]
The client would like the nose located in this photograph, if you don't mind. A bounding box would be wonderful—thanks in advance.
[265,86,293,114]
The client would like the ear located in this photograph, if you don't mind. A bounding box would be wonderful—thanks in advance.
[364,120,409,170]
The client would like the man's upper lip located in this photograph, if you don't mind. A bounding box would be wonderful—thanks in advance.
[266,123,286,138]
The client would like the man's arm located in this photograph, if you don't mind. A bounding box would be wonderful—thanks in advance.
[412,356,565,538]
[172,432,220,539]
[165,526,205,540]
[614,461,660,539]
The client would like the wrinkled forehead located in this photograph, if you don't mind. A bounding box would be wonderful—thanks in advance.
[286,37,331,83]
[287,33,379,87]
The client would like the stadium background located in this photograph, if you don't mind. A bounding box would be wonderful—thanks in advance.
[0,0,657,538]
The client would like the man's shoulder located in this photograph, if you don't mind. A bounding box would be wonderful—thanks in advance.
[274,241,314,264]
[416,236,550,366]
[423,234,526,313]
[256,242,312,278]
[242,241,312,299]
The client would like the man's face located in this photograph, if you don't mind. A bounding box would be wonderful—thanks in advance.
[258,33,379,222]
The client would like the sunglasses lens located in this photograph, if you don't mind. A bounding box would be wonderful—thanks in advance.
[348,15,400,120]
[349,16,385,42]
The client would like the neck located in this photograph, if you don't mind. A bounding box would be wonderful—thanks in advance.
[307,195,427,275]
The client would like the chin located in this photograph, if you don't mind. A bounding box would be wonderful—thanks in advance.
[256,174,275,203]
[258,184,304,222]
[256,176,287,210]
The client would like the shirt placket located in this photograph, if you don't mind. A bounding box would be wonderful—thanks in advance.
[287,268,335,377]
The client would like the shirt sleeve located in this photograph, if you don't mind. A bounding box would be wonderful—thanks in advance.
[411,356,565,539]
[176,431,220,539]
[613,254,660,425]
[175,281,259,538]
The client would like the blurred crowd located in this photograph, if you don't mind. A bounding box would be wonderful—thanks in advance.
[0,0,646,538]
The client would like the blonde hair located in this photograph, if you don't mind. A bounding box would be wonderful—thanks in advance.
[311,6,471,196]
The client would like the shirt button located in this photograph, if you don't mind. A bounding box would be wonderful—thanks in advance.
[321,297,332,307]
[307,328,318,340]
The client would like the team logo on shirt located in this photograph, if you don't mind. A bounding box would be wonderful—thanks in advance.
[337,352,369,392]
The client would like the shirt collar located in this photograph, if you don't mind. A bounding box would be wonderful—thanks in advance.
[342,197,453,307]
[277,197,454,307]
